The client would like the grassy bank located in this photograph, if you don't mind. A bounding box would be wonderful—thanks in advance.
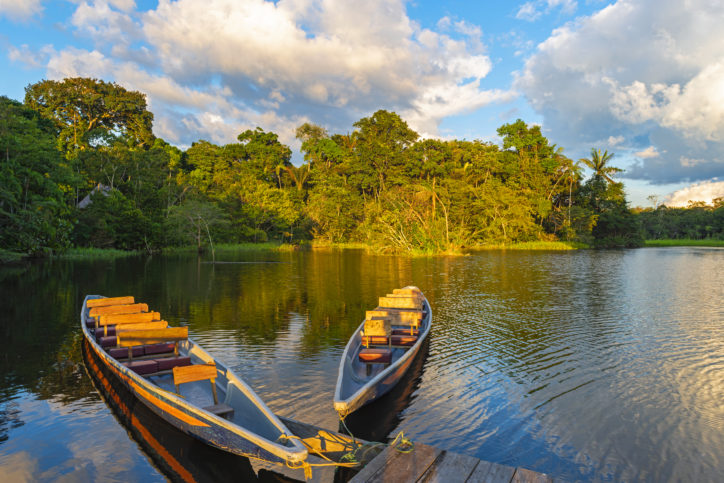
[55,247,144,260]
[645,239,724,247]
[471,241,589,251]
[9,240,591,264]
[0,249,25,263]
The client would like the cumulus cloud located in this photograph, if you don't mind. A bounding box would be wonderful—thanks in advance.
[664,179,724,207]
[0,0,43,20]
[516,0,577,22]
[8,44,55,69]
[516,0,724,184]
[21,0,507,151]
[635,146,659,158]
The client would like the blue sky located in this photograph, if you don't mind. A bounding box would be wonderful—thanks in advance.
[2,0,723,206]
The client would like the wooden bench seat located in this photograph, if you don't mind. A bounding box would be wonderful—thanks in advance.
[96,320,168,338]
[361,334,418,348]
[173,363,234,419]
[116,327,188,361]
[122,356,191,376]
[89,303,149,318]
[359,348,392,364]
[87,296,135,308]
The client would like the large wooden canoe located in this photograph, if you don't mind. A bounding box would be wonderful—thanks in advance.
[81,295,307,465]
[334,286,432,417]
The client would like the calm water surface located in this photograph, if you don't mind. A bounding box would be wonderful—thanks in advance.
[0,248,722,482]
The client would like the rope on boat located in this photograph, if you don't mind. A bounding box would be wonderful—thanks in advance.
[276,414,416,480]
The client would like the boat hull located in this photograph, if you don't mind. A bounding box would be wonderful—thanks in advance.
[334,292,432,416]
[81,295,306,465]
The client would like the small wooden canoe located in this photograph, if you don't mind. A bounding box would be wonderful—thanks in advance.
[334,286,432,417]
[81,295,307,465]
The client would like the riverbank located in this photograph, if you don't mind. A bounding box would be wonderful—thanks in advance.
[1,240,594,264]
[645,239,724,247]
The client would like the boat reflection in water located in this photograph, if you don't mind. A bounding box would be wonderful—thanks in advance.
[339,338,429,443]
[82,338,296,483]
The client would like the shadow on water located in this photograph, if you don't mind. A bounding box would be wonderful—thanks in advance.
[81,338,296,483]
[339,338,430,444]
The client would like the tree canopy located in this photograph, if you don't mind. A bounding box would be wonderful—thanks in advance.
[7,77,702,258]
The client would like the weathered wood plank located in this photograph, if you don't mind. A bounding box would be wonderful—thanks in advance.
[86,296,134,308]
[89,303,148,317]
[466,460,516,483]
[419,450,481,483]
[117,327,188,347]
[349,445,395,482]
[510,468,553,483]
[350,442,442,482]
[115,321,168,332]
[173,363,216,385]
[98,311,160,326]
[378,296,422,310]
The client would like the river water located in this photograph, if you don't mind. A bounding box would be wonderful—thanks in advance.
[0,247,722,482]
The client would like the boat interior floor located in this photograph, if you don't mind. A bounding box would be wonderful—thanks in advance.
[149,373,231,416]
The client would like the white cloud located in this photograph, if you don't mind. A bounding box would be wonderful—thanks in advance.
[8,44,54,69]
[516,0,724,184]
[0,0,42,20]
[516,2,542,21]
[607,135,624,146]
[664,179,724,207]
[516,0,577,22]
[26,0,509,150]
[635,146,659,158]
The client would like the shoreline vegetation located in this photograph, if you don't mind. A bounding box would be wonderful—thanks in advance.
[4,239,724,264]
[644,239,724,247]
[2,78,722,262]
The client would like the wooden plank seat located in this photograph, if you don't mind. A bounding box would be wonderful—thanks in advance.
[96,320,168,338]
[362,334,418,348]
[116,327,188,361]
[368,309,423,325]
[391,327,420,337]
[89,303,149,318]
[173,363,234,418]
[86,296,135,308]
[88,303,150,328]
[378,295,423,311]
[122,356,192,376]
[359,348,392,364]
[107,342,178,360]
[87,311,161,328]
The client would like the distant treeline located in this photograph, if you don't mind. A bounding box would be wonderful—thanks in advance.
[637,202,724,240]
[0,77,719,257]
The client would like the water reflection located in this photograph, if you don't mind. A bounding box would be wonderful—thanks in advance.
[81,337,291,483]
[1,248,723,482]
[341,338,429,443]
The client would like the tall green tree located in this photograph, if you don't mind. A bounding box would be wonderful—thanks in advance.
[580,148,622,183]
[24,77,154,157]
[0,97,74,254]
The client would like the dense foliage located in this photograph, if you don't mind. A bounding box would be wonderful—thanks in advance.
[637,200,724,240]
[12,77,715,257]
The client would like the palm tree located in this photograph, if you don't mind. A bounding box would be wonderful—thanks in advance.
[285,164,311,192]
[579,148,622,183]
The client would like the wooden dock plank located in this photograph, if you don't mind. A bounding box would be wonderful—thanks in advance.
[466,460,516,483]
[419,450,481,483]
[350,442,442,482]
[275,416,554,483]
[510,468,553,483]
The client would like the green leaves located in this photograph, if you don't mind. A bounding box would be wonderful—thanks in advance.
[24,77,154,158]
[0,97,74,254]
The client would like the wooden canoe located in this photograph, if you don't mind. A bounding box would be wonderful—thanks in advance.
[333,286,432,417]
[81,295,307,465]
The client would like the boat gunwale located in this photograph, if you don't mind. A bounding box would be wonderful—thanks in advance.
[333,293,432,414]
[80,295,308,463]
